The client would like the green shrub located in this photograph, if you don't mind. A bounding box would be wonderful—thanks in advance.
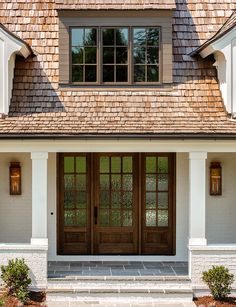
[0,258,31,303]
[202,265,234,300]
[0,298,4,307]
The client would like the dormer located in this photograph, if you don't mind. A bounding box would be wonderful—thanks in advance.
[0,23,32,115]
[192,12,236,116]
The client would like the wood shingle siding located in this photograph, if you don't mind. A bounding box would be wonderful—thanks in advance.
[0,0,236,136]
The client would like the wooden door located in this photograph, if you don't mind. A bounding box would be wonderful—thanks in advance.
[141,153,175,255]
[93,154,139,254]
[58,153,91,254]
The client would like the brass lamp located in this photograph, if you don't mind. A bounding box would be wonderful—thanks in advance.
[210,162,222,195]
[9,162,21,195]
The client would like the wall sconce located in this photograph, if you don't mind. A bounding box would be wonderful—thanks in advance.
[9,162,21,195]
[210,162,222,196]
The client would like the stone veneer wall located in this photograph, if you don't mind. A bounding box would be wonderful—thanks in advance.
[190,245,236,292]
[0,244,48,290]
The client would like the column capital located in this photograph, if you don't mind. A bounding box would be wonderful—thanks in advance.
[31,152,48,160]
[189,152,207,160]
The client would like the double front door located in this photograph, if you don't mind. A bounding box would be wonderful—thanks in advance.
[58,153,175,255]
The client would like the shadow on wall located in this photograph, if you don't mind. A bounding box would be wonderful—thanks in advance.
[8,54,65,116]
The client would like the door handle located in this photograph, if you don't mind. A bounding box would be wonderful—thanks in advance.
[94,207,98,225]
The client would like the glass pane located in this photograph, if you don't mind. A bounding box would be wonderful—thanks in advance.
[133,28,146,45]
[103,47,114,64]
[76,157,86,173]
[72,65,83,82]
[147,47,159,64]
[134,65,145,82]
[75,210,87,227]
[76,191,87,208]
[123,175,133,191]
[84,28,97,46]
[64,157,74,173]
[71,28,83,46]
[146,175,156,191]
[85,47,97,63]
[116,28,128,45]
[64,210,74,226]
[100,156,109,173]
[100,190,110,208]
[111,210,121,226]
[158,157,168,173]
[116,66,128,82]
[147,65,159,82]
[100,174,110,190]
[103,65,114,82]
[146,210,156,227]
[103,28,114,45]
[99,209,109,226]
[64,175,74,189]
[111,191,121,208]
[72,47,83,64]
[123,192,133,208]
[146,157,156,173]
[111,157,121,173]
[158,210,168,227]
[76,174,86,191]
[133,47,146,64]
[123,157,132,173]
[158,174,168,191]
[64,191,74,208]
[111,175,121,190]
[147,28,159,45]
[116,47,128,64]
[158,192,168,209]
[123,211,132,226]
[146,192,156,209]
[85,65,97,82]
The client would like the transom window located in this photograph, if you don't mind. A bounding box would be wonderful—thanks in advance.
[71,27,160,85]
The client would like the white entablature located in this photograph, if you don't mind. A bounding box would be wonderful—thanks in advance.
[198,24,236,116]
[0,24,31,115]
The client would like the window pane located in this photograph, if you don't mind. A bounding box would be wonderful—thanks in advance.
[64,210,74,226]
[147,65,159,82]
[158,210,168,227]
[116,66,128,82]
[158,174,168,191]
[146,192,156,209]
[111,210,121,226]
[71,28,83,46]
[146,210,156,227]
[64,191,74,208]
[111,192,121,208]
[134,65,145,82]
[123,192,133,208]
[133,28,146,45]
[103,47,114,64]
[111,157,121,173]
[123,211,132,226]
[64,157,74,173]
[85,47,97,64]
[146,157,156,173]
[116,28,128,45]
[85,65,97,82]
[72,47,83,64]
[111,174,121,190]
[123,175,133,191]
[146,175,156,191]
[158,192,168,210]
[75,210,87,227]
[147,28,159,45]
[76,156,86,173]
[84,28,97,46]
[103,66,114,82]
[103,28,114,45]
[133,47,146,64]
[76,174,86,191]
[158,157,168,173]
[123,157,132,173]
[116,47,128,64]
[100,174,110,190]
[76,191,87,208]
[72,65,83,82]
[99,209,109,226]
[100,190,110,208]
[147,47,159,64]
[64,175,74,189]
[100,157,109,173]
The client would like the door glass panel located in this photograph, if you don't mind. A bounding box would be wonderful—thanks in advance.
[99,209,109,226]
[100,174,110,190]
[111,174,121,190]
[111,157,121,173]
[123,175,133,191]
[158,157,168,173]
[75,210,87,227]
[146,210,156,227]
[123,156,132,173]
[123,191,133,208]
[146,157,156,173]
[100,190,110,208]
[158,192,168,209]
[64,210,74,226]
[158,174,168,191]
[146,192,156,209]
[100,156,109,173]
[76,191,87,208]
[76,156,86,173]
[146,175,156,191]
[64,157,74,173]
[64,191,74,208]
[111,191,121,208]
[158,210,168,227]
[111,210,121,226]
[76,174,86,190]
[123,210,132,226]
[64,175,75,189]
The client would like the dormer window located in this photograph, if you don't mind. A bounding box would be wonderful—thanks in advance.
[59,10,173,87]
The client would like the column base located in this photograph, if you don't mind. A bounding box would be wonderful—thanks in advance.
[31,238,48,246]
[189,238,207,246]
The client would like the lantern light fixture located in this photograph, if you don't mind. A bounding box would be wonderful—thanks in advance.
[210,162,222,196]
[9,162,21,195]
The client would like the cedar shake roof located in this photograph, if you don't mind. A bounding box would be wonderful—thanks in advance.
[192,10,236,56]
[0,0,236,138]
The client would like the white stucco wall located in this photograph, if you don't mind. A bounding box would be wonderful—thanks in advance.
[206,153,236,244]
[0,153,32,243]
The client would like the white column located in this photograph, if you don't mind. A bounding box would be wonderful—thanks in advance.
[189,152,207,246]
[31,152,48,246]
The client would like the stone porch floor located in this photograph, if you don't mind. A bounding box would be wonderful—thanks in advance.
[48,261,188,278]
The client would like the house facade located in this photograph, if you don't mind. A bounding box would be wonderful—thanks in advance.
[0,0,236,295]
